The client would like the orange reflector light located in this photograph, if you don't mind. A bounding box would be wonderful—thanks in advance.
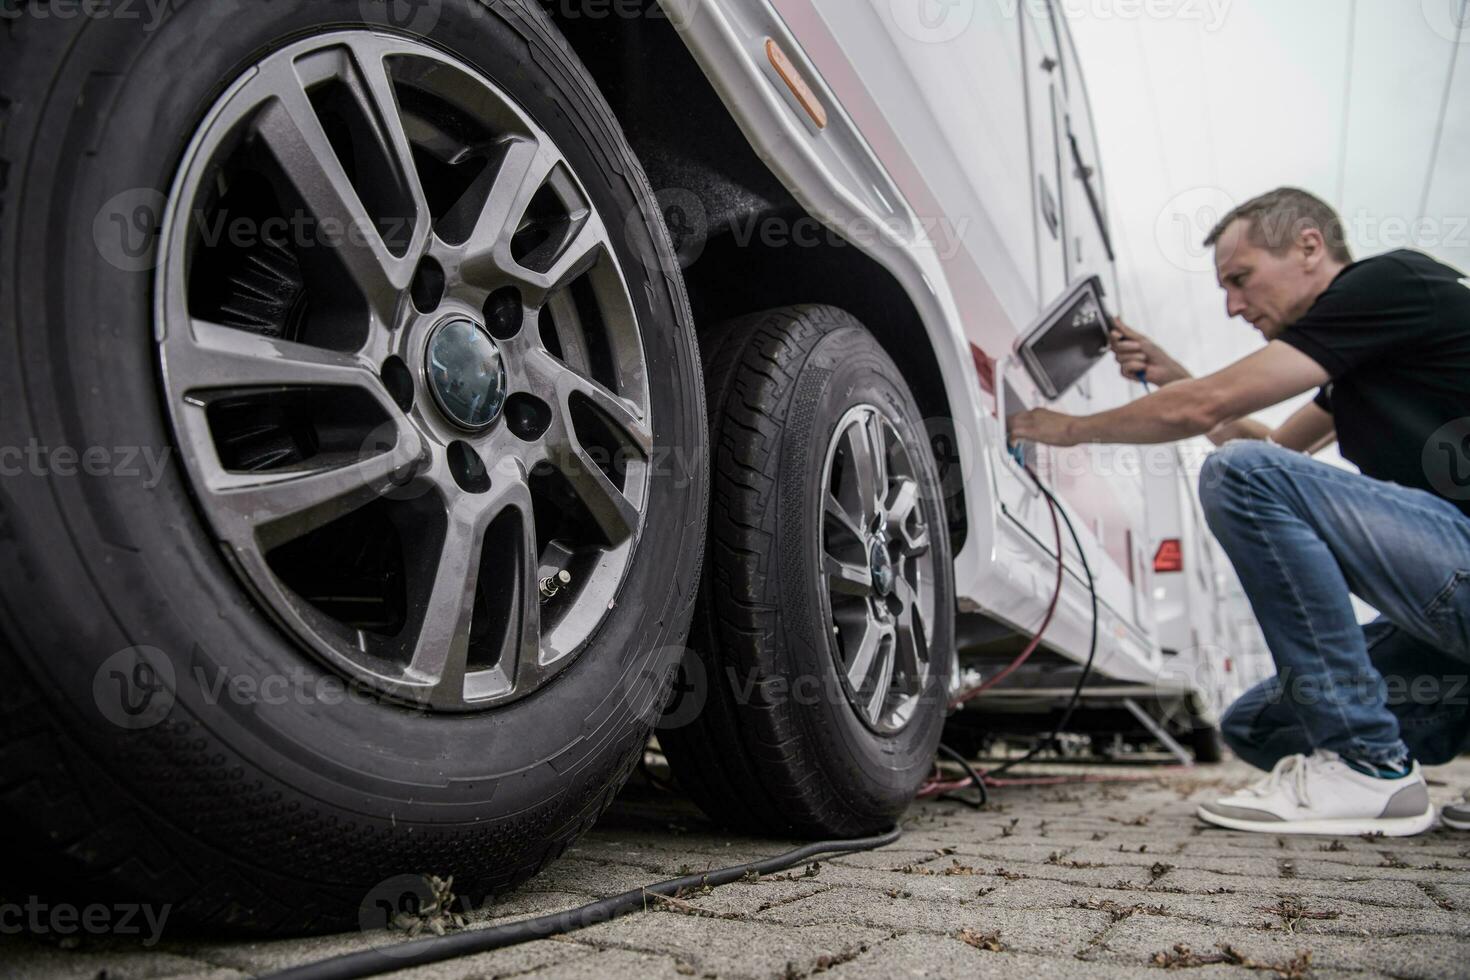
[1153,539,1183,574]
[766,39,828,130]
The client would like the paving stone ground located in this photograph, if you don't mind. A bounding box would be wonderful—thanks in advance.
[6,754,1470,980]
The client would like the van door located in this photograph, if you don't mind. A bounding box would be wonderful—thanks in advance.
[1053,14,1154,634]
[990,4,1074,558]
[993,3,1154,639]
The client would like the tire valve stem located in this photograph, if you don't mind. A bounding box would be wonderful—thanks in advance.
[540,570,572,601]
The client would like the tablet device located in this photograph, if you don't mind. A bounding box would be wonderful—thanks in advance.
[1018,275,1113,401]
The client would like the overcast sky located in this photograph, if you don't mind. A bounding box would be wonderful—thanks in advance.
[1065,0,1468,425]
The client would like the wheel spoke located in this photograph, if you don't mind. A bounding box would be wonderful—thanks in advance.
[171,319,379,392]
[211,425,421,551]
[579,375,651,456]
[516,214,608,303]
[525,348,651,458]
[404,495,490,704]
[884,478,930,557]
[864,627,895,725]
[893,576,927,682]
[824,490,865,544]
[843,419,881,528]
[845,612,883,693]
[345,38,432,249]
[825,553,872,597]
[460,137,558,279]
[507,476,545,689]
[251,67,409,304]
[866,412,890,504]
[560,438,640,545]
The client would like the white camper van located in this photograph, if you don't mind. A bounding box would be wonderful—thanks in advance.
[0,0,1244,929]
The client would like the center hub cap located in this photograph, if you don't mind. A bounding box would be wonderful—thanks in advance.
[426,318,507,431]
[870,538,895,597]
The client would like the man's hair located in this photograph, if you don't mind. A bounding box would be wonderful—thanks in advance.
[1204,187,1353,264]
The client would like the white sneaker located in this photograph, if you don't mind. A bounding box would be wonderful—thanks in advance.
[1197,750,1433,837]
[1444,793,1470,831]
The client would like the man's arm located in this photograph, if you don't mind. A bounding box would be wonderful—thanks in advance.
[1107,318,1331,449]
[1204,401,1335,451]
[1009,341,1330,447]
[1263,401,1336,453]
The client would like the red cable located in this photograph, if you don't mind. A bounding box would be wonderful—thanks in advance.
[948,482,1066,710]
[916,766,1195,799]
[920,466,1199,800]
[923,479,1099,798]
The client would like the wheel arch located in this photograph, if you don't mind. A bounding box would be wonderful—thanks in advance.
[544,2,968,551]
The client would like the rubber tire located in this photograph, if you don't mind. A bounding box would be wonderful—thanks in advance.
[659,307,953,838]
[0,0,705,933]
[1192,723,1226,764]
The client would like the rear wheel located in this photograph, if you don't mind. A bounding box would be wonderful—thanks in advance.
[1192,722,1226,764]
[660,307,953,837]
[0,0,704,932]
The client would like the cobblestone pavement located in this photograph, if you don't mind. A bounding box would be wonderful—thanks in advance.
[7,755,1470,979]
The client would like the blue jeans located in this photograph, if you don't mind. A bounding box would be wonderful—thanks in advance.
[1200,441,1470,771]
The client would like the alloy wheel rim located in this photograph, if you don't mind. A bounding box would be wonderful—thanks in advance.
[818,405,936,734]
[155,32,652,712]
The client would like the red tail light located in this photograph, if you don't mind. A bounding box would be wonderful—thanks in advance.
[1153,539,1183,573]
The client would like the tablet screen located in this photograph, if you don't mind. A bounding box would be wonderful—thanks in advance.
[1022,285,1111,399]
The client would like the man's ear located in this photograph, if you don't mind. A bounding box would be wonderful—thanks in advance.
[1297,227,1326,269]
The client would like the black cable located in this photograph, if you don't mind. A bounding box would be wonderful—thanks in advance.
[982,466,1099,781]
[935,742,988,809]
[261,827,903,980]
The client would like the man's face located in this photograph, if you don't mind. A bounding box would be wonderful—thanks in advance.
[1213,219,1326,340]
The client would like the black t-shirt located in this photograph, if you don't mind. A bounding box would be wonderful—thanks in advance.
[1280,249,1470,517]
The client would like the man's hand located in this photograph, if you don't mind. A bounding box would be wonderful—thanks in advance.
[1110,318,1191,386]
[1008,408,1082,448]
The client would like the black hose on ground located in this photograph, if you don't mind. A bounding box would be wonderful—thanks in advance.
[935,742,989,809]
[262,828,903,980]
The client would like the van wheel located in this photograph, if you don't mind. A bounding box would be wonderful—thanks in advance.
[0,0,704,932]
[659,307,953,837]
[1192,723,1226,764]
